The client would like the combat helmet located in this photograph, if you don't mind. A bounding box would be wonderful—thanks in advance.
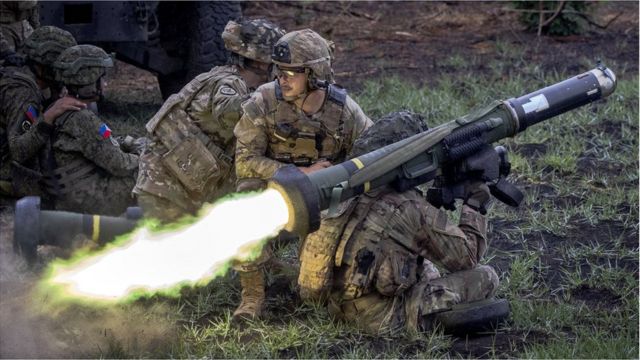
[272,29,335,88]
[23,26,77,81]
[350,111,429,158]
[54,44,113,100]
[222,18,286,64]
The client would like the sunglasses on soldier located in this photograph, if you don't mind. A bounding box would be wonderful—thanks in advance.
[275,66,307,79]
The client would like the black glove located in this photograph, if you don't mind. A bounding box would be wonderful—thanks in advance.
[2,51,26,67]
[464,180,491,214]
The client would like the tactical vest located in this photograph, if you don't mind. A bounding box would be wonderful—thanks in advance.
[259,83,352,166]
[331,189,424,301]
[144,68,240,194]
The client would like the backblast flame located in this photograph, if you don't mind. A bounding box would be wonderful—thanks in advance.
[46,189,289,301]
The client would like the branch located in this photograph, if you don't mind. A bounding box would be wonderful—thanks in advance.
[541,1,566,28]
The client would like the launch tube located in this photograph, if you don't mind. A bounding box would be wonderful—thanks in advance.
[268,65,617,237]
[13,196,142,263]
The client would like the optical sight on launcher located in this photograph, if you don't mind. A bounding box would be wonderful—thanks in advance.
[268,65,616,238]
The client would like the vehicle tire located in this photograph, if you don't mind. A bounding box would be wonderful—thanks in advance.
[158,1,241,98]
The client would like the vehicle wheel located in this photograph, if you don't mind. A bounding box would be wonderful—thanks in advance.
[158,1,241,98]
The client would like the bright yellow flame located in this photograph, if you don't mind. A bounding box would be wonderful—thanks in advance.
[49,189,289,301]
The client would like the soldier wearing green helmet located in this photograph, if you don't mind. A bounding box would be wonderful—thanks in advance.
[0,25,85,203]
[132,18,285,222]
[41,44,139,215]
[297,111,503,335]
[232,29,372,320]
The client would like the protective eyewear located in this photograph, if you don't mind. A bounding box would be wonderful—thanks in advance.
[276,66,307,79]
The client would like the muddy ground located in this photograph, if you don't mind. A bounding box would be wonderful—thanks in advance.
[0,1,638,358]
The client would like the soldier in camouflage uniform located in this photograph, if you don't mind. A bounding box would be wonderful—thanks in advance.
[0,26,85,203]
[43,44,138,216]
[297,111,500,335]
[233,29,372,320]
[0,0,39,66]
[132,19,286,222]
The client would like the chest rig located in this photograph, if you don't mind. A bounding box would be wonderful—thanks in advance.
[266,83,349,166]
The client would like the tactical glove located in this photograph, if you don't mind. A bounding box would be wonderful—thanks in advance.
[464,180,491,214]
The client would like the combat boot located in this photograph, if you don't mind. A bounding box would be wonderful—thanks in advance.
[233,270,266,321]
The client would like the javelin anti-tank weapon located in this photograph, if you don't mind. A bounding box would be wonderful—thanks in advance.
[268,65,617,238]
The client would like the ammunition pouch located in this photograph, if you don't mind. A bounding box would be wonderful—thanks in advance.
[42,158,98,196]
[152,110,232,194]
[375,249,418,297]
[271,126,319,166]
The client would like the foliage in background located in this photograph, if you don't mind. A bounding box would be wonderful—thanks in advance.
[513,1,591,36]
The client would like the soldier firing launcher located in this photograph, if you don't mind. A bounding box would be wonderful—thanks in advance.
[268,65,617,237]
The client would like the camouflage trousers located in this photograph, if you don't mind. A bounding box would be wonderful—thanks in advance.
[328,264,499,335]
[54,175,137,216]
[136,191,191,223]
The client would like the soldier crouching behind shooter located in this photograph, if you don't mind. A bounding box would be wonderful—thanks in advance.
[297,111,501,335]
[132,19,285,222]
[233,29,372,320]
[40,45,139,216]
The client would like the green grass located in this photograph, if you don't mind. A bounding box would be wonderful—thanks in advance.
[91,56,638,358]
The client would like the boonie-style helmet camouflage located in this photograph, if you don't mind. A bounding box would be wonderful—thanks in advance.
[350,111,429,158]
[23,26,77,80]
[54,44,113,99]
[222,18,286,64]
[272,29,335,87]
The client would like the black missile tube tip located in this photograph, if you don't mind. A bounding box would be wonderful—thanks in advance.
[509,67,616,132]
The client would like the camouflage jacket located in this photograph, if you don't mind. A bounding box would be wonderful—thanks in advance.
[0,1,38,55]
[0,65,50,195]
[133,65,249,212]
[44,107,139,215]
[234,81,372,181]
[298,187,488,333]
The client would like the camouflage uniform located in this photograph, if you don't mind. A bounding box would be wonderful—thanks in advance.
[45,108,139,215]
[297,111,499,335]
[0,26,76,199]
[234,81,372,181]
[0,0,39,59]
[232,29,372,319]
[42,44,138,216]
[133,19,285,222]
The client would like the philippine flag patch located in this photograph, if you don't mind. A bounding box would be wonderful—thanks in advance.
[25,105,38,124]
[98,123,112,139]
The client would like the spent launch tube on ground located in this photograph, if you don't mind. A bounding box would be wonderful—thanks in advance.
[13,196,142,263]
[268,65,617,237]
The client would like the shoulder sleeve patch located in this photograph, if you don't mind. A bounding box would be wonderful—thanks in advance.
[219,86,238,96]
[24,104,38,124]
[98,123,112,139]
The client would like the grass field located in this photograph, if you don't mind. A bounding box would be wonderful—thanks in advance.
[81,53,640,359]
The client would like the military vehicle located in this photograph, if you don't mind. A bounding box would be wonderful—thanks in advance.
[39,1,241,98]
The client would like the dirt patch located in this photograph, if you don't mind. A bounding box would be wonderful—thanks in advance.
[243,2,638,91]
[449,329,549,358]
[570,284,623,309]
